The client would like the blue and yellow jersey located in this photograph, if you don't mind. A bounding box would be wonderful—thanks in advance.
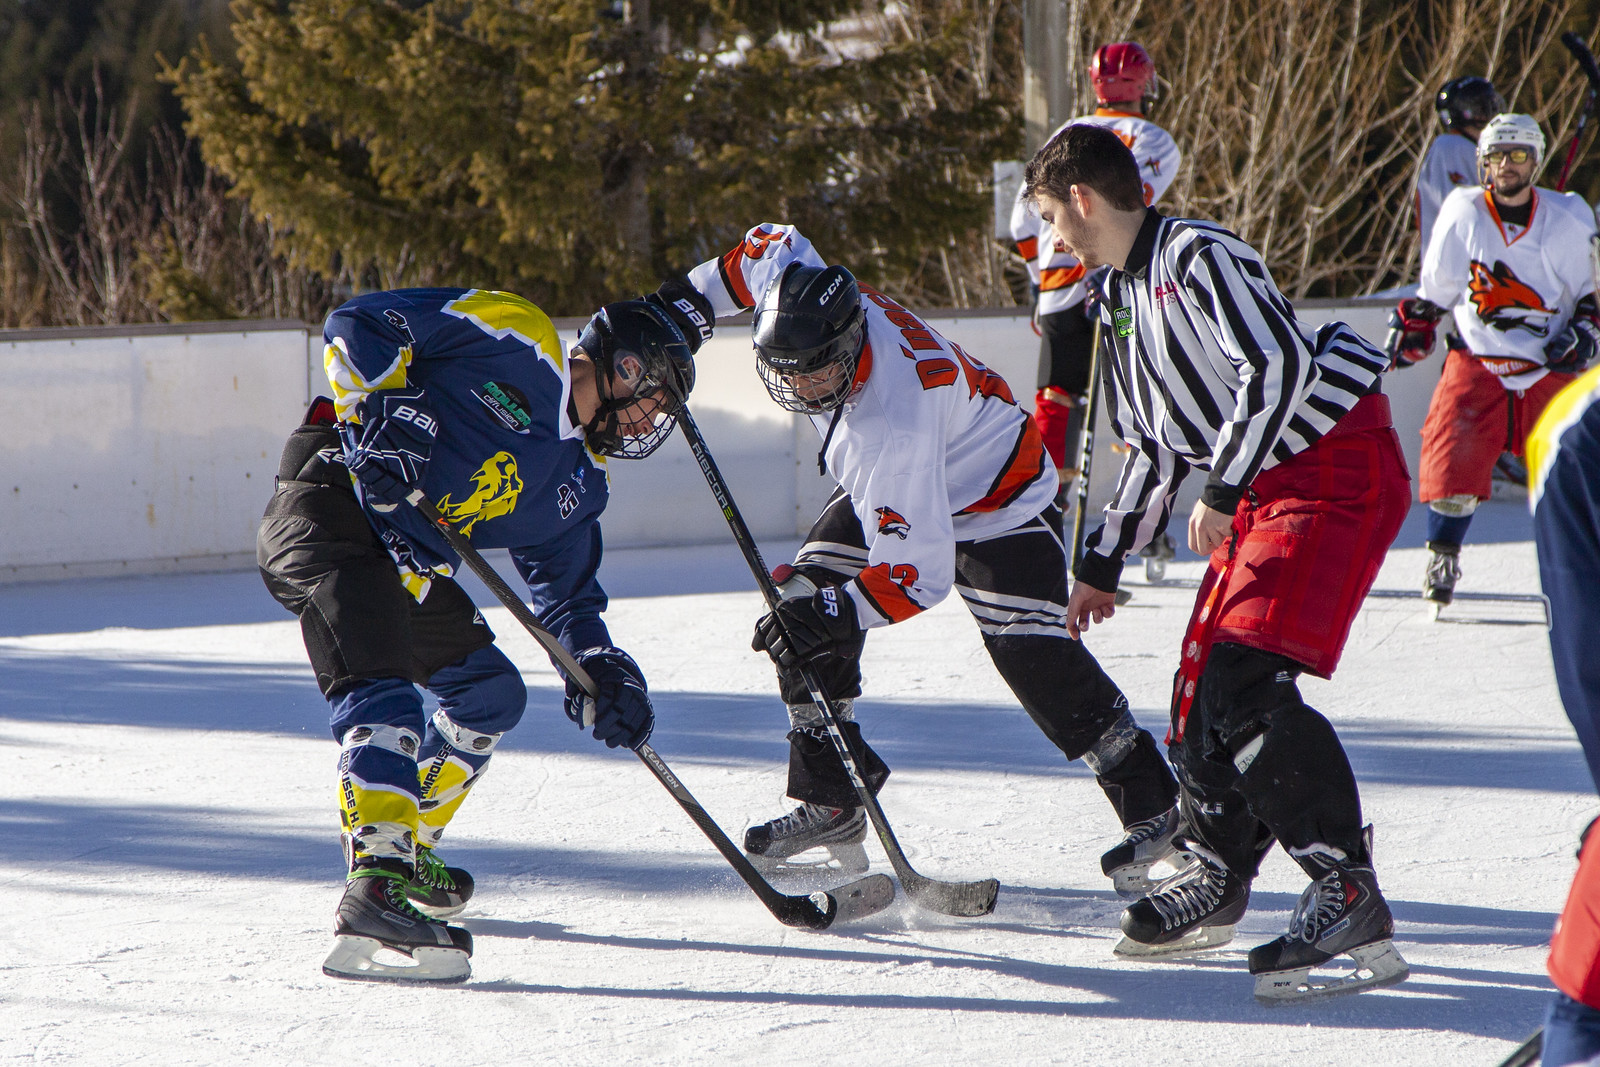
[325,287,611,652]
[1529,365,1600,513]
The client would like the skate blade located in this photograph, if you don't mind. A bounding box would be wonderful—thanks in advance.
[1427,600,1444,622]
[1144,557,1167,583]
[1114,924,1235,959]
[321,935,471,984]
[1252,939,1410,1005]
[750,841,870,876]
[1108,852,1196,899]
[822,873,897,924]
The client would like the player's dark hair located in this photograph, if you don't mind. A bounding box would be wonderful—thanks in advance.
[1023,123,1146,212]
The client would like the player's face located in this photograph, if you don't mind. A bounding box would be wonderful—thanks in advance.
[1036,189,1104,269]
[1483,146,1535,199]
[608,355,670,437]
[784,362,850,404]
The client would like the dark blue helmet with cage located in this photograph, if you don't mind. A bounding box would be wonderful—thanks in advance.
[1437,76,1506,133]
[575,300,696,458]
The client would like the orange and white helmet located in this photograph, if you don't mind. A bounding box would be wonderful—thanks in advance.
[1476,113,1546,183]
[1091,43,1157,108]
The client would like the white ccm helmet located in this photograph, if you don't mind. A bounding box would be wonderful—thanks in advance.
[1477,113,1547,184]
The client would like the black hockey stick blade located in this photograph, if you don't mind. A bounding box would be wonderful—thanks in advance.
[1494,1028,1541,1067]
[404,491,894,929]
[677,409,1000,918]
[1563,32,1600,93]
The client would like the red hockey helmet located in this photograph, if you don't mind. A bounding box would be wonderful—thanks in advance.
[1091,42,1157,107]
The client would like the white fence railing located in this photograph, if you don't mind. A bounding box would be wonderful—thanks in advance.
[0,300,1435,582]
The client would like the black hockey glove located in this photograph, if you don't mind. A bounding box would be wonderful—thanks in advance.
[752,585,863,672]
[564,647,654,750]
[1384,298,1445,371]
[644,275,715,354]
[338,387,440,509]
[1546,304,1600,373]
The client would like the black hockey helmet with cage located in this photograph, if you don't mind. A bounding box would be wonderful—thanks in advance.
[1437,77,1506,133]
[575,299,696,459]
[752,262,867,413]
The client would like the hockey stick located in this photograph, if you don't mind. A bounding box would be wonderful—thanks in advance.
[1494,1028,1541,1067]
[405,490,894,930]
[1069,314,1103,575]
[1556,32,1600,191]
[676,408,1000,918]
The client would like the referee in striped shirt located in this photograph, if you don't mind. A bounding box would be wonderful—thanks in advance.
[1024,123,1413,1001]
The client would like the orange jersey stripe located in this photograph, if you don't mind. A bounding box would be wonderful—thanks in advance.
[1039,264,1087,292]
[855,564,925,623]
[960,420,1047,514]
[719,247,756,308]
[1015,236,1039,260]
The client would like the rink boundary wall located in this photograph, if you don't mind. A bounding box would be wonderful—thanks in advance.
[0,300,1438,582]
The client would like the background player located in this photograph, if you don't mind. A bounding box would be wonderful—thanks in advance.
[1010,42,1181,535]
[1387,113,1600,613]
[677,223,1185,897]
[1028,123,1412,1002]
[258,288,696,982]
[1417,77,1505,261]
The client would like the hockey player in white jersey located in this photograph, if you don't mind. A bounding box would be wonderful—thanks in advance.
[1388,113,1600,612]
[1415,77,1505,259]
[677,223,1184,895]
[1009,42,1181,532]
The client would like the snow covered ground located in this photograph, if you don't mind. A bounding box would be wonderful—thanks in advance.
[1,499,1583,1066]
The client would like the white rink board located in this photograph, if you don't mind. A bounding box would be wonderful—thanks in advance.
[0,301,1429,579]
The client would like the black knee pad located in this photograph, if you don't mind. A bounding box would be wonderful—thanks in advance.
[785,721,889,808]
[1187,643,1305,764]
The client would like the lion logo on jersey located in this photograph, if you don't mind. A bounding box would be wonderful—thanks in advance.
[437,451,522,535]
[875,507,911,539]
[1468,259,1556,336]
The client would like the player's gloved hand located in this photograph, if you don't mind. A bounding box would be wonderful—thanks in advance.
[1384,298,1445,370]
[644,275,715,354]
[1545,314,1600,373]
[751,585,863,671]
[564,647,654,750]
[338,387,439,509]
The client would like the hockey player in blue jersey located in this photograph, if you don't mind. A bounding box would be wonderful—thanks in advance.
[1527,367,1600,1063]
[257,285,705,982]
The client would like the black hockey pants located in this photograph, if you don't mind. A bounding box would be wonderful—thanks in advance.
[1169,642,1366,878]
[256,421,496,697]
[776,489,1176,826]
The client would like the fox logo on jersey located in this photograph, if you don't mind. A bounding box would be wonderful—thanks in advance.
[1469,259,1557,336]
[875,507,911,539]
[437,451,523,535]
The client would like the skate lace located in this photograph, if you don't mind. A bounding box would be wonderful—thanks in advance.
[1425,551,1461,588]
[413,848,455,891]
[1149,861,1227,931]
[1288,872,1347,943]
[771,803,837,836]
[1121,811,1169,848]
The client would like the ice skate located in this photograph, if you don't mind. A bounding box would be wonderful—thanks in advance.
[1115,842,1248,959]
[1248,850,1408,1005]
[1140,532,1177,583]
[744,802,870,874]
[1101,805,1193,898]
[1423,540,1460,621]
[322,868,473,983]
[406,846,475,919]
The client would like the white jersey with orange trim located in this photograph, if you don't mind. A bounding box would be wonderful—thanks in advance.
[1419,185,1598,390]
[1010,109,1182,317]
[687,223,1057,629]
[1415,133,1479,256]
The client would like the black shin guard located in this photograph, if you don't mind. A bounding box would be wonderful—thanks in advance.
[1234,705,1364,874]
[785,722,889,809]
[1096,730,1179,827]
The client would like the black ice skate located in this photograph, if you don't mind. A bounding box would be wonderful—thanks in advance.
[1423,540,1461,620]
[744,802,869,874]
[1101,805,1194,898]
[405,846,475,919]
[1139,532,1177,583]
[322,868,473,983]
[1247,847,1409,1005]
[1115,842,1249,958]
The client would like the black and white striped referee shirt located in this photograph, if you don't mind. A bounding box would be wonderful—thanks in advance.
[1077,208,1388,593]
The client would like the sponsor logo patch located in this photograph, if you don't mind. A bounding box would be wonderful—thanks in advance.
[474,381,534,434]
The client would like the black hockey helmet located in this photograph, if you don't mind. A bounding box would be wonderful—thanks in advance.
[752,262,867,413]
[1437,76,1506,133]
[575,299,696,459]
